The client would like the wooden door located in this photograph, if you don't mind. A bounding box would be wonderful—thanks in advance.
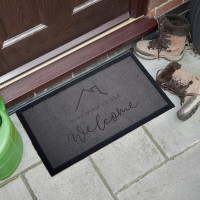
[0,0,148,76]
[0,0,131,75]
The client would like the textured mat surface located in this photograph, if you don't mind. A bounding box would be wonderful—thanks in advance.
[17,52,174,176]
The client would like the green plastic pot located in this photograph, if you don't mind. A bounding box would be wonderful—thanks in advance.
[0,95,23,180]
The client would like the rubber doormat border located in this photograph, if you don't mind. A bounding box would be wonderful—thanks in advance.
[16,52,174,176]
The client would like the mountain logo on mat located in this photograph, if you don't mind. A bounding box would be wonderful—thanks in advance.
[75,85,108,112]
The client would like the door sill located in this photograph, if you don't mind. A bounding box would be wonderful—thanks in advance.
[0,16,157,107]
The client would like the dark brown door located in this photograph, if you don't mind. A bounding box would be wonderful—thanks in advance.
[0,0,131,75]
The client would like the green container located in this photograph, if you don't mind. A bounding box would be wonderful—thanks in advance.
[0,95,23,180]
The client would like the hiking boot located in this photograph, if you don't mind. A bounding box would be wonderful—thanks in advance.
[134,15,190,61]
[156,62,200,121]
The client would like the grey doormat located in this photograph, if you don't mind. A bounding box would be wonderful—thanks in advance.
[17,52,174,176]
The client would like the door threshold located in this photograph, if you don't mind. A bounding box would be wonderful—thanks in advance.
[0,16,157,107]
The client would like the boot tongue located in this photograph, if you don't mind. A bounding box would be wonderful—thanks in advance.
[173,69,194,84]
[156,67,194,105]
[148,20,171,57]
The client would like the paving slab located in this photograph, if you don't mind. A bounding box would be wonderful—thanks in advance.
[0,114,41,184]
[135,48,200,157]
[24,158,113,200]
[0,177,32,200]
[117,143,200,200]
[91,127,165,192]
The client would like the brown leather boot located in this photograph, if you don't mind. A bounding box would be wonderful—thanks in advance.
[156,62,200,121]
[134,15,190,61]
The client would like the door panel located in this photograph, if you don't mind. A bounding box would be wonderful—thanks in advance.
[36,0,72,25]
[72,0,89,7]
[73,0,115,32]
[72,0,102,13]
[0,0,131,76]
[0,19,6,46]
[0,0,40,39]
[0,52,8,74]
[114,0,130,17]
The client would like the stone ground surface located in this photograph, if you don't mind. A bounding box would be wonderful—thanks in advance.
[1,44,200,200]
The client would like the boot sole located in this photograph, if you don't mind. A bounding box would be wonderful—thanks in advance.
[177,100,200,121]
[134,48,184,61]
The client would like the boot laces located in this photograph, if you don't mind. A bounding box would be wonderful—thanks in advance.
[156,69,197,105]
[148,19,171,58]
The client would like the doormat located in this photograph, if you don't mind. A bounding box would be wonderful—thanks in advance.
[17,52,174,176]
